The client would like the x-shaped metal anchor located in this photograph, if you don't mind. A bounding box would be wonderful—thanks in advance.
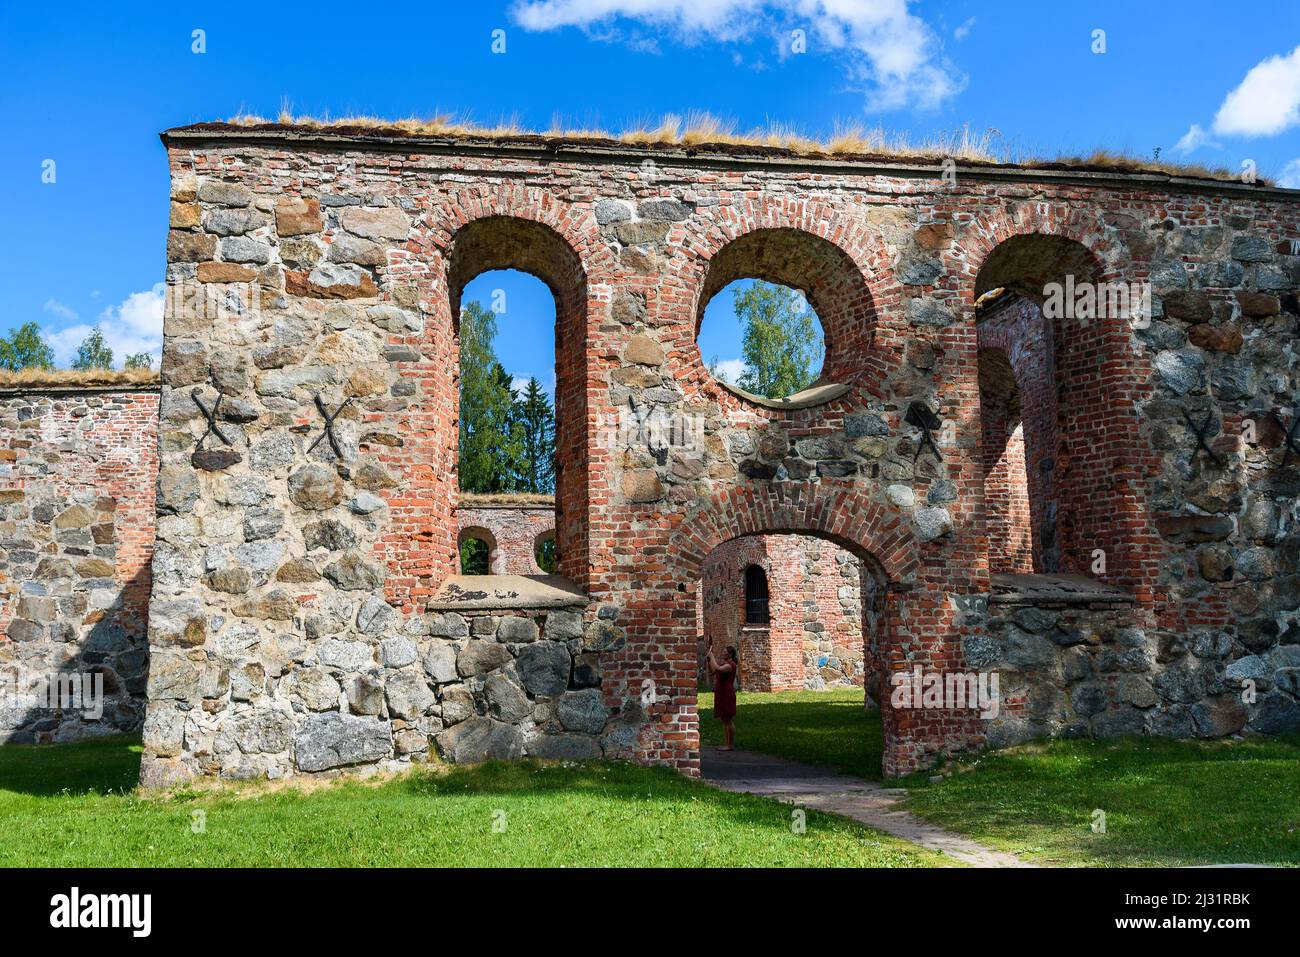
[905,400,944,462]
[1182,409,1224,467]
[191,389,232,448]
[1269,404,1300,468]
[307,394,352,459]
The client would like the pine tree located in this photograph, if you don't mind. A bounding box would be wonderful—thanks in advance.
[0,322,56,372]
[458,302,524,492]
[513,377,556,494]
[735,281,823,398]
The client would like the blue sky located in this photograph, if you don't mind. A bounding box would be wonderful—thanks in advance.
[4,0,1300,382]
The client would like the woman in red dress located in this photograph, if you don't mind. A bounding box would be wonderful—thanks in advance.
[707,645,739,750]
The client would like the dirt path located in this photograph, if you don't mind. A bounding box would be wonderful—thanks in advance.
[701,746,1031,868]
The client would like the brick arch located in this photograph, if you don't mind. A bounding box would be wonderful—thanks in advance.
[674,486,913,774]
[964,214,1158,602]
[670,484,918,587]
[431,199,606,588]
[425,185,618,288]
[956,204,1119,301]
[663,201,903,406]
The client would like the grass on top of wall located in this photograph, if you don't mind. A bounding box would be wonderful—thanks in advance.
[0,735,947,868]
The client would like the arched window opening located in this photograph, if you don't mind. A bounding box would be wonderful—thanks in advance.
[699,279,825,401]
[694,228,876,406]
[974,232,1138,585]
[534,531,557,574]
[458,269,556,497]
[446,216,586,586]
[743,564,770,624]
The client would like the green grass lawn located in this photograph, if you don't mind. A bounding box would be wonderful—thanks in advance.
[0,734,946,867]
[699,688,884,779]
[702,687,1300,867]
[902,736,1300,867]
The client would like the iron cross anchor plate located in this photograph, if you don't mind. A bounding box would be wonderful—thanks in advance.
[308,394,353,459]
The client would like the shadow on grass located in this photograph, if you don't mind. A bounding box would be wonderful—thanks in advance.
[0,734,142,797]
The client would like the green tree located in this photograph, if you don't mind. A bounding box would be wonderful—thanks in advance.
[735,281,823,398]
[71,326,113,371]
[535,535,557,574]
[459,537,490,575]
[513,377,555,494]
[124,352,154,370]
[458,301,523,492]
[0,322,56,372]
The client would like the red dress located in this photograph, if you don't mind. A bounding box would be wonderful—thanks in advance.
[714,664,737,721]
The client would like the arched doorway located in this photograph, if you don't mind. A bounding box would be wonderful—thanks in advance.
[694,529,895,778]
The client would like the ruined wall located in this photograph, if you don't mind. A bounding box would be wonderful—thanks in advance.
[455,498,555,575]
[978,294,1061,574]
[143,124,1300,782]
[0,386,158,743]
[700,535,867,692]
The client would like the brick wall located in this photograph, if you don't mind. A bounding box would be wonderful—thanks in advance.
[978,295,1061,572]
[455,498,556,575]
[137,124,1300,783]
[0,386,159,742]
[698,535,874,692]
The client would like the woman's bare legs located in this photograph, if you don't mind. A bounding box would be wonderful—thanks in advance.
[720,719,735,750]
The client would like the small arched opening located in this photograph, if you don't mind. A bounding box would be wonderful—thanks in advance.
[534,530,557,574]
[458,526,497,576]
[743,564,770,624]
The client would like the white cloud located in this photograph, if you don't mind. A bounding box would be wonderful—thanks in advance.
[511,374,555,398]
[1278,158,1300,189]
[711,357,748,383]
[510,0,964,111]
[1173,123,1217,155]
[46,284,164,368]
[1213,45,1300,137]
[42,298,79,322]
[953,16,974,40]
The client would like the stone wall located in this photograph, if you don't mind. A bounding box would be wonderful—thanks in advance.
[143,122,1300,781]
[975,578,1280,746]
[0,386,159,743]
[143,597,632,783]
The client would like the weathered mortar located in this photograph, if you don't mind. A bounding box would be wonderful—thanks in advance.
[135,123,1300,783]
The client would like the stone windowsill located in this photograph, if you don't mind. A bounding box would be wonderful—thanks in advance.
[717,379,852,411]
[988,572,1134,606]
[427,574,589,611]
